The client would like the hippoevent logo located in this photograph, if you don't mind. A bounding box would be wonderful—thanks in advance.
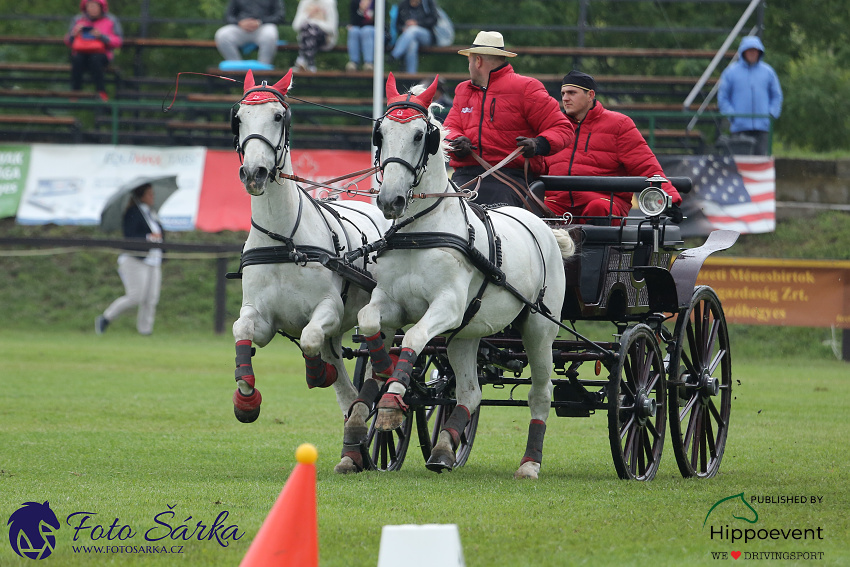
[704,492,826,561]
[6,502,244,559]
[7,501,60,560]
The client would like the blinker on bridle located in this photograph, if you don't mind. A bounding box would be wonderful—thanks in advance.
[232,81,292,183]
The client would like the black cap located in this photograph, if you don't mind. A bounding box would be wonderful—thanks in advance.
[562,70,598,92]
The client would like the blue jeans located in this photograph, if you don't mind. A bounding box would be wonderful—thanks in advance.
[391,25,432,73]
[347,25,375,64]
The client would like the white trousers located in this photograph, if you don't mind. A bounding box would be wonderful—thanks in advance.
[103,256,162,335]
[214,24,279,65]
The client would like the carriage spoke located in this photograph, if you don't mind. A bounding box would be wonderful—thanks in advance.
[699,408,709,471]
[704,411,717,460]
[690,404,704,469]
[683,397,700,453]
[642,428,655,469]
[620,413,636,440]
[707,398,726,428]
[678,392,699,422]
[708,347,727,376]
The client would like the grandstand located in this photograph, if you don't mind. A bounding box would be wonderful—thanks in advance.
[0,0,764,152]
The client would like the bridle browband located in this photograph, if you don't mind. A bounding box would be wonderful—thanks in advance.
[232,83,291,183]
[375,98,435,191]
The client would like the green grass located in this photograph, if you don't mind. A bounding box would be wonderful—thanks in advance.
[1,331,847,566]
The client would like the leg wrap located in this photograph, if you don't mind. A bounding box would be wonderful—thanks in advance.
[349,377,381,415]
[304,354,338,389]
[365,332,394,377]
[341,425,367,471]
[385,347,417,389]
[443,405,471,449]
[521,419,547,465]
[235,340,256,389]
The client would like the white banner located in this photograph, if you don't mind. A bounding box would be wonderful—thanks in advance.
[15,144,206,231]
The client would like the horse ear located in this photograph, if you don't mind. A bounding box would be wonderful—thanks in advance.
[272,69,293,95]
[418,75,440,107]
[386,72,400,101]
[243,70,256,93]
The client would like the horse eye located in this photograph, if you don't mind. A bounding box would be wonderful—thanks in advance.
[274,113,283,122]
[414,131,424,142]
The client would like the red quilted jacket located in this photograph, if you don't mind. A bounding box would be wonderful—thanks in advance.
[544,101,681,213]
[443,64,573,175]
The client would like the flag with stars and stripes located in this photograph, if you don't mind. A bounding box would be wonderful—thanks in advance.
[659,154,775,236]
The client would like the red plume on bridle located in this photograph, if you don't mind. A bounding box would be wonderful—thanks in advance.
[385,72,439,122]
[242,69,293,105]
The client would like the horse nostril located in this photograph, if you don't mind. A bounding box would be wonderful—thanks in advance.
[393,195,406,211]
[255,167,269,184]
[239,166,248,184]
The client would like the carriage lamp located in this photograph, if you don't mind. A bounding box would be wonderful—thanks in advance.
[637,186,672,217]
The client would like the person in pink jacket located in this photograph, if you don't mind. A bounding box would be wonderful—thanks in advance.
[64,0,123,101]
[544,70,681,224]
[443,31,573,209]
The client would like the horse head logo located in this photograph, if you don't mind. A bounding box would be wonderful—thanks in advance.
[7,501,60,560]
[703,493,759,527]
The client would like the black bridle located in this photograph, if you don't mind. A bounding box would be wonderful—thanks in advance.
[232,83,291,183]
[374,99,438,192]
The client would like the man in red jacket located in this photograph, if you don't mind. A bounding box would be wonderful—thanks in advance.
[443,31,573,209]
[544,70,681,224]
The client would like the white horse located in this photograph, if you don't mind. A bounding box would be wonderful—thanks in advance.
[346,74,574,479]
[230,70,392,465]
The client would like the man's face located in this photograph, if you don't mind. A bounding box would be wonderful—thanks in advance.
[561,86,594,120]
[85,1,102,17]
[743,48,760,64]
[468,55,482,84]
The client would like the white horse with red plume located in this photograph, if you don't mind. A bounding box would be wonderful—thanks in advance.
[229,70,391,443]
[339,74,574,479]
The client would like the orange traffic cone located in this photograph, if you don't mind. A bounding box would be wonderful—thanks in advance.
[239,443,319,567]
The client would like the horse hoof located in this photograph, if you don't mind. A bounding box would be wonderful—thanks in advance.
[233,388,262,423]
[374,408,404,431]
[514,461,540,480]
[425,449,456,474]
[334,456,362,474]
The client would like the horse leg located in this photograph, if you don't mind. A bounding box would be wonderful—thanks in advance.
[426,338,482,473]
[334,324,397,474]
[514,314,557,480]
[375,299,469,431]
[231,305,275,423]
[301,298,344,390]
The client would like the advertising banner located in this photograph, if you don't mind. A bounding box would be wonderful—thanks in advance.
[14,145,206,231]
[0,145,31,219]
[697,257,850,328]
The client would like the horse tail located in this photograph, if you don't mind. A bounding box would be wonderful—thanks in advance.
[551,228,575,259]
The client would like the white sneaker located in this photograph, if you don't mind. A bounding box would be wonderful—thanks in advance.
[363,62,374,71]
[293,56,308,72]
[345,61,358,72]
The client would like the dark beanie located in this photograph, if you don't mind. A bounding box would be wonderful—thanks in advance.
[562,70,598,92]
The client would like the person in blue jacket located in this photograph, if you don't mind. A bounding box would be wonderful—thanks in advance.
[718,35,783,155]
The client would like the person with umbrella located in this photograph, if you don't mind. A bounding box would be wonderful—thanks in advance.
[95,182,164,335]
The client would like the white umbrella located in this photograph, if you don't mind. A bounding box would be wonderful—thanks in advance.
[99,175,179,233]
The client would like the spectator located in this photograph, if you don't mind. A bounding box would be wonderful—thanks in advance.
[345,0,375,72]
[443,31,573,209]
[433,76,452,123]
[95,183,164,336]
[214,0,285,66]
[543,70,681,224]
[391,0,437,74]
[64,0,122,102]
[292,0,339,73]
[718,35,783,155]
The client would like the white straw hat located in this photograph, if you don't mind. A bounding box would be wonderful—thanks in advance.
[457,31,517,58]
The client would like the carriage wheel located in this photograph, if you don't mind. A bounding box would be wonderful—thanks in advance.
[413,354,480,467]
[607,323,667,481]
[351,346,412,472]
[667,286,731,479]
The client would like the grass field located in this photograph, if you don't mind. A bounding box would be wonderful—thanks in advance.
[1,330,847,566]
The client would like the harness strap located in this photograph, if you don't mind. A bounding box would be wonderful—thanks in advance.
[470,152,555,217]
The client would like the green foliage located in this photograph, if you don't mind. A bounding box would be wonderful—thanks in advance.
[774,51,850,152]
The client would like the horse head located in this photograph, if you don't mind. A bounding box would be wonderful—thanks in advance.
[234,69,293,195]
[374,73,445,219]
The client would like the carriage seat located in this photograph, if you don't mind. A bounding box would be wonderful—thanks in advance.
[566,223,683,307]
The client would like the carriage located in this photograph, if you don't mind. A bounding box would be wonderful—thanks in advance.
[228,71,738,482]
[343,174,738,481]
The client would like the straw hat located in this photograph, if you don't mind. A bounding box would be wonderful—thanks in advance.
[457,31,517,58]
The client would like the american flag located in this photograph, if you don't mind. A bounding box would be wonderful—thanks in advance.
[660,154,775,235]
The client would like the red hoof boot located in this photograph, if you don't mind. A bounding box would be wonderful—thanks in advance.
[374,392,407,431]
[233,388,262,423]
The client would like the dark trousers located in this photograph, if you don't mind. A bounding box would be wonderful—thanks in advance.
[297,23,327,66]
[738,130,771,155]
[451,165,535,209]
[70,52,109,92]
